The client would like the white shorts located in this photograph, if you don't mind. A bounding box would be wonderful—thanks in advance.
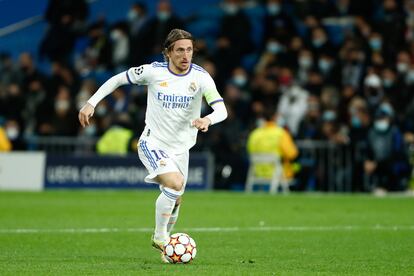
[137,136,189,190]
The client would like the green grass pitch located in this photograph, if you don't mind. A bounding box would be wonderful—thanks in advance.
[0,190,413,275]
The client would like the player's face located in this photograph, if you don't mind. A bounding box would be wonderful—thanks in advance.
[168,39,193,74]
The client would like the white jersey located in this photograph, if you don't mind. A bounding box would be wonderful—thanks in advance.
[126,62,223,154]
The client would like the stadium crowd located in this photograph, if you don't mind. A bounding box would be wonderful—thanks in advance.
[1,0,414,192]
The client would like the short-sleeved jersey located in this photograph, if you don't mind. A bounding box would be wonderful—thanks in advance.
[126,62,223,154]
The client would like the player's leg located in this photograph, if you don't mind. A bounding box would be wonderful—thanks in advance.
[167,196,181,235]
[166,151,188,235]
[152,171,184,244]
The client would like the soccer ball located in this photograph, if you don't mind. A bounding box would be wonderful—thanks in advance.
[163,233,197,264]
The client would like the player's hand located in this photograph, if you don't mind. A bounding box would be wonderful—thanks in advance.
[192,117,211,132]
[78,102,95,128]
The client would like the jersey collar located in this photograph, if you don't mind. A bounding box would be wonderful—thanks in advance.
[167,63,192,77]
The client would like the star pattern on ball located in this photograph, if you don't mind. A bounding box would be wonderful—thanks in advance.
[170,237,179,246]
[172,254,181,263]
[186,244,193,252]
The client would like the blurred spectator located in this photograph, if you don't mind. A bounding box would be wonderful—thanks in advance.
[317,53,340,85]
[363,73,384,113]
[0,83,25,122]
[128,2,149,37]
[247,106,299,186]
[308,27,336,58]
[347,96,371,191]
[277,67,309,137]
[49,61,79,98]
[319,109,348,144]
[297,95,322,140]
[96,113,133,155]
[263,0,296,44]
[40,0,89,62]
[38,86,78,136]
[75,20,112,75]
[110,88,129,114]
[341,48,365,89]
[3,119,25,150]
[214,0,253,80]
[364,104,411,193]
[0,122,12,151]
[0,53,21,87]
[18,52,46,92]
[128,2,151,65]
[141,0,183,57]
[374,0,406,63]
[109,23,130,72]
[296,49,314,85]
[21,78,50,136]
[75,79,97,110]
[208,106,247,190]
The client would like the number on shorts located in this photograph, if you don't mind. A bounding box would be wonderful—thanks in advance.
[151,150,169,161]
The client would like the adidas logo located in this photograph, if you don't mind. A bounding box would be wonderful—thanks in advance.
[159,82,168,87]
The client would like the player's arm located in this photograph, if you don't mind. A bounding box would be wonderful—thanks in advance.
[192,71,227,132]
[79,65,150,127]
[192,99,227,133]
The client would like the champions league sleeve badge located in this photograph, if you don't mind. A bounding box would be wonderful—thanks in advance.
[134,66,144,76]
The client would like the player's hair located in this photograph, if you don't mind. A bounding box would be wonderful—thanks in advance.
[162,29,195,62]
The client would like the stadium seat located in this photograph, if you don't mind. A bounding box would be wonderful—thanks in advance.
[245,154,289,194]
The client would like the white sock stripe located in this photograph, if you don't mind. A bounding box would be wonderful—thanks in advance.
[1,225,413,234]
[161,187,179,201]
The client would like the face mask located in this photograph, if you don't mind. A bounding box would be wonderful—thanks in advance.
[157,11,171,21]
[96,105,107,116]
[223,4,238,15]
[110,30,123,41]
[374,119,390,132]
[127,10,139,21]
[369,38,382,51]
[266,42,282,54]
[351,116,361,128]
[267,4,281,15]
[322,110,336,121]
[312,39,324,48]
[382,78,393,88]
[233,75,247,87]
[6,126,19,140]
[299,57,312,69]
[405,70,414,85]
[84,124,97,136]
[55,100,70,112]
[397,62,409,73]
[318,59,332,72]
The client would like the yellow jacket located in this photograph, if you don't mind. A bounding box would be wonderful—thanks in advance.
[247,122,298,179]
[97,126,133,155]
[0,127,12,152]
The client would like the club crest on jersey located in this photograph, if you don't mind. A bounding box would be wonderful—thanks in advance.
[188,82,197,93]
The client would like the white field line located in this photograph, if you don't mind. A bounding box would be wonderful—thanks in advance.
[0,225,413,234]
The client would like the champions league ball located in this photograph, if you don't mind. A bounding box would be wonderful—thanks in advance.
[163,233,197,264]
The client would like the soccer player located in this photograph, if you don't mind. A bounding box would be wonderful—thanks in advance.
[78,29,227,260]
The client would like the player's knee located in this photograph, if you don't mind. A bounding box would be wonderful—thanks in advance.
[164,174,184,191]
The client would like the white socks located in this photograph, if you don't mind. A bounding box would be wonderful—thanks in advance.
[167,203,181,235]
[154,192,176,242]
